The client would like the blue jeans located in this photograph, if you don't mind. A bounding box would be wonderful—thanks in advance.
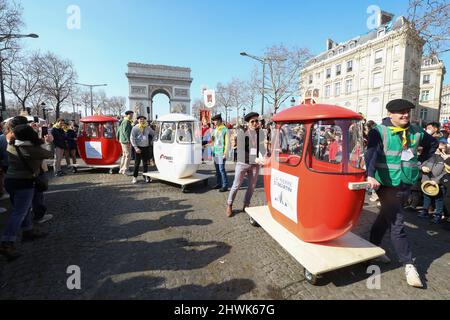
[214,156,228,188]
[423,186,445,216]
[1,186,34,243]
[227,163,259,206]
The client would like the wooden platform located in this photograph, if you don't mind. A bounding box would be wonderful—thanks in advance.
[245,206,385,276]
[143,171,210,192]
[45,159,120,171]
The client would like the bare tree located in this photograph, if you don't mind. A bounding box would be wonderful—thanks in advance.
[104,96,126,117]
[4,51,42,111]
[407,0,450,54]
[191,98,205,119]
[215,82,234,123]
[251,44,312,115]
[38,52,77,119]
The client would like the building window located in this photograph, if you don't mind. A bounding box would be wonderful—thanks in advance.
[347,60,353,72]
[373,72,383,88]
[374,50,383,64]
[346,79,353,94]
[423,74,431,84]
[420,108,428,121]
[325,85,331,98]
[336,64,341,76]
[424,59,431,66]
[326,68,331,79]
[349,42,356,49]
[338,47,343,54]
[328,51,334,58]
[335,82,341,96]
[420,90,430,102]
[308,74,313,84]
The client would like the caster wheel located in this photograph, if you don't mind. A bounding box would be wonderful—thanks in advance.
[181,186,188,193]
[303,268,318,285]
[249,216,260,227]
[72,167,77,174]
[109,169,114,174]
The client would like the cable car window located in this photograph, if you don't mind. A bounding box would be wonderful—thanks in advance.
[160,122,176,143]
[312,123,343,163]
[308,120,366,174]
[274,123,306,166]
[152,122,159,142]
[349,121,366,170]
[103,122,114,138]
[85,123,100,138]
[177,122,194,144]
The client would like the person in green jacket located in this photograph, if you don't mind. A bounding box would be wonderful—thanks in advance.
[365,99,438,288]
[117,110,134,175]
[211,114,229,192]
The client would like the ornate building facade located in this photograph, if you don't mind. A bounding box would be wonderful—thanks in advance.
[300,13,425,124]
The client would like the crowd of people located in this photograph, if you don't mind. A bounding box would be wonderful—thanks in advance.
[1,100,449,290]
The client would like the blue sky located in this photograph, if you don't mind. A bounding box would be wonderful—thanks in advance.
[18,0,449,118]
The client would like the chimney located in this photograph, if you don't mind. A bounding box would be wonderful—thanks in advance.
[378,10,394,26]
[326,39,335,51]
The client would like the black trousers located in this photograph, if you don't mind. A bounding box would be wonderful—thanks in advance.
[370,184,414,265]
[133,146,150,178]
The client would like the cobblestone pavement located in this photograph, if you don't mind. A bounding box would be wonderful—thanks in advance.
[0,163,449,300]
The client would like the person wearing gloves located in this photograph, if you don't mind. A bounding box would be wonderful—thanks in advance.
[130,115,154,184]
[365,99,438,288]
[418,138,449,224]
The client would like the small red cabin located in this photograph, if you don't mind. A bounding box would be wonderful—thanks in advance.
[264,103,366,243]
[77,115,122,165]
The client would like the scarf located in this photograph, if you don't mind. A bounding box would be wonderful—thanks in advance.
[137,122,148,133]
[388,126,409,149]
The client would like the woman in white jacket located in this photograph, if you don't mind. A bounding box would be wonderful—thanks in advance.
[130,116,154,184]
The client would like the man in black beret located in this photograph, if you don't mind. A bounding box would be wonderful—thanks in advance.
[365,98,438,288]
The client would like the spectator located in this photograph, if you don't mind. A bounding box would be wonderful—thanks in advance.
[117,111,134,175]
[65,123,78,166]
[365,99,438,288]
[426,122,441,139]
[0,124,53,261]
[52,119,67,177]
[418,138,448,224]
[130,116,153,184]
[211,114,229,192]
[226,112,264,218]
[0,122,9,213]
[441,158,450,230]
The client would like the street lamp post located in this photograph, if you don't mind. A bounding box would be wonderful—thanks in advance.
[75,82,107,115]
[240,52,286,117]
[0,33,39,119]
[40,102,46,120]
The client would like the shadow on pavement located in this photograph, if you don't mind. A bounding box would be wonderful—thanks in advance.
[91,276,255,300]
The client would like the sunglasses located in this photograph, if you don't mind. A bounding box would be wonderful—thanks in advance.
[249,119,259,124]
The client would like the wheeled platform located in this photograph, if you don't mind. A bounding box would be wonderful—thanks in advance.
[142,171,211,193]
[245,206,385,285]
[45,159,120,174]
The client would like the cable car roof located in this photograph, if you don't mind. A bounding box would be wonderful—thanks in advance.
[272,104,363,122]
[156,113,198,122]
[80,116,119,123]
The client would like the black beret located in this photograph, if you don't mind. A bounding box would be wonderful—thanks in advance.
[136,115,147,120]
[124,110,134,116]
[211,114,222,121]
[244,112,260,122]
[386,99,415,112]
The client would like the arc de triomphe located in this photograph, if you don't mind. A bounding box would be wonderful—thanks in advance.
[126,63,193,119]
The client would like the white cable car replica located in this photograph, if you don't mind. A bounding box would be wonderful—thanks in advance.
[145,113,210,192]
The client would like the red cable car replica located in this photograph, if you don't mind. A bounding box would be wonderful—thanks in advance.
[263,103,367,243]
[77,115,122,165]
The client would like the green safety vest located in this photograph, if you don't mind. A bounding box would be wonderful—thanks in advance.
[374,124,424,186]
[213,125,228,156]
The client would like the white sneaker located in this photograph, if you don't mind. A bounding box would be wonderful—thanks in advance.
[369,195,379,202]
[132,177,138,184]
[405,264,423,288]
[37,214,53,224]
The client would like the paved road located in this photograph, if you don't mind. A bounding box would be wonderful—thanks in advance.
[0,163,449,299]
